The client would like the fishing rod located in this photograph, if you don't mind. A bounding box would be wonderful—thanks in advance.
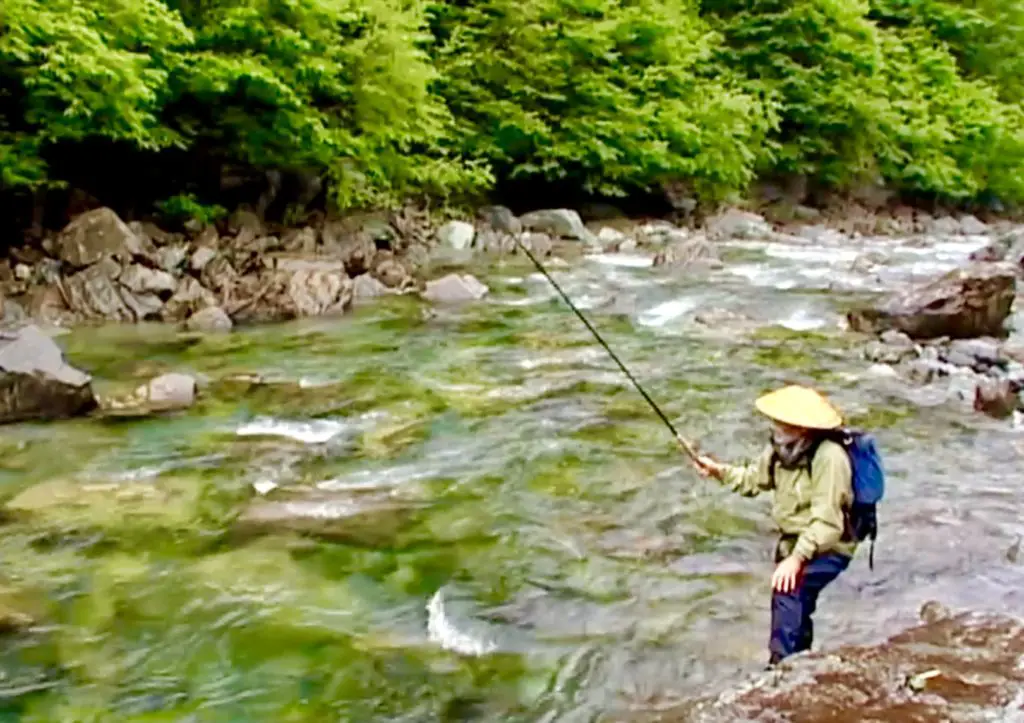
[512,236,700,461]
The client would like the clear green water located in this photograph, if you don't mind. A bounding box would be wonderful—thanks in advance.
[2,241,1023,721]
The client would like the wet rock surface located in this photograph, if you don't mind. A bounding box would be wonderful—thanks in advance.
[848,263,1016,340]
[0,324,97,423]
[688,605,1024,723]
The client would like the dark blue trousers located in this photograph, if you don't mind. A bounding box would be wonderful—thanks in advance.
[769,552,850,663]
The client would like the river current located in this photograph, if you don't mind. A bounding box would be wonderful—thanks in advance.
[2,228,1023,720]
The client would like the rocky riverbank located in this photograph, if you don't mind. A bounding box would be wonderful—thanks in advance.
[679,602,1024,722]
[3,202,1023,426]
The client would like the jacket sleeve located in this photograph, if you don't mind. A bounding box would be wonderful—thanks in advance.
[792,443,852,561]
[719,446,774,497]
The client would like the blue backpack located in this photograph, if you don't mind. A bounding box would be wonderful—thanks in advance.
[771,428,886,568]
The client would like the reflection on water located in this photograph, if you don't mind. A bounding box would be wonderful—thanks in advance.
[1,231,1023,720]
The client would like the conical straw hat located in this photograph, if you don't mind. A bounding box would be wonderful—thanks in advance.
[754,385,842,430]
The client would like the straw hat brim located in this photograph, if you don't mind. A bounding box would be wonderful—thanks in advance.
[754,385,843,430]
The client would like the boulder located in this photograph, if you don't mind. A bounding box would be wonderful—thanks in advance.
[156,244,189,273]
[118,264,177,296]
[959,215,988,235]
[519,232,553,258]
[692,606,1024,722]
[352,273,391,301]
[519,209,596,243]
[63,257,163,322]
[162,277,219,322]
[232,260,354,323]
[927,215,963,236]
[0,325,97,423]
[706,208,772,240]
[436,221,475,251]
[653,235,720,268]
[974,378,1017,419]
[185,306,233,333]
[370,251,414,289]
[56,208,144,268]
[422,274,489,303]
[190,246,217,272]
[477,205,522,235]
[136,373,197,411]
[847,263,1016,340]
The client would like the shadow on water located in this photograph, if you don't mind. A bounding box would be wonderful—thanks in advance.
[1,236,1023,720]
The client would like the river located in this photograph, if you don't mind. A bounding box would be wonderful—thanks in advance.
[2,227,1023,720]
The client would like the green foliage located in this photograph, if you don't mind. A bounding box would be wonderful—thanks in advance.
[155,192,226,225]
[1,0,1023,209]
[429,0,774,199]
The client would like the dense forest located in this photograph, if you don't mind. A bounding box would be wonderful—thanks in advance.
[1,0,1024,229]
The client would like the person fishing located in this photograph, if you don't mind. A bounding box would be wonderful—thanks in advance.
[688,385,859,666]
[510,237,884,668]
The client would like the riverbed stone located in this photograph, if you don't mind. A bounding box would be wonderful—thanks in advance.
[653,235,720,268]
[162,277,219,322]
[959,214,988,235]
[190,246,217,272]
[847,263,1016,340]
[974,377,1017,418]
[706,208,772,240]
[185,305,233,333]
[135,373,197,411]
[235,489,418,546]
[422,273,489,303]
[55,208,144,268]
[118,264,177,296]
[63,258,150,322]
[352,273,391,301]
[0,324,97,423]
[477,205,522,235]
[437,221,475,251]
[519,209,596,243]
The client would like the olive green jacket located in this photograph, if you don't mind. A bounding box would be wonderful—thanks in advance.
[719,440,858,560]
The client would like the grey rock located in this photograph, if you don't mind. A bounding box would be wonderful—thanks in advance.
[949,338,1002,365]
[477,206,522,235]
[352,273,391,301]
[847,263,1016,340]
[598,227,627,246]
[163,278,219,323]
[436,221,475,251]
[185,306,233,333]
[281,227,318,253]
[519,209,596,243]
[136,372,197,410]
[0,324,97,423]
[190,246,217,272]
[156,244,189,273]
[56,208,144,268]
[118,265,177,296]
[864,340,915,365]
[63,258,138,322]
[974,377,1016,418]
[653,235,720,268]
[422,274,489,303]
[959,215,988,235]
[280,267,353,317]
[706,208,772,240]
[927,216,963,236]
[519,232,553,257]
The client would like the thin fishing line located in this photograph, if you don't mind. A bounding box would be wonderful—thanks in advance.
[512,237,688,448]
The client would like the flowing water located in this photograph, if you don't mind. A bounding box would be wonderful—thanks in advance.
[2,230,1024,721]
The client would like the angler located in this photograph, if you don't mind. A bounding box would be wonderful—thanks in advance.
[691,385,884,667]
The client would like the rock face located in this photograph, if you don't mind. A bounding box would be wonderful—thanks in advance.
[690,605,1024,722]
[0,325,97,423]
[847,263,1016,340]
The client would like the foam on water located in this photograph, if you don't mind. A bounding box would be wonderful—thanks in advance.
[636,298,699,327]
[587,253,655,269]
[236,417,349,444]
[427,588,498,657]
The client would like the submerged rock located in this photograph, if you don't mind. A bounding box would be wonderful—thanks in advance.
[0,324,97,423]
[236,489,420,546]
[690,606,1024,722]
[137,373,198,411]
[847,263,1016,340]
